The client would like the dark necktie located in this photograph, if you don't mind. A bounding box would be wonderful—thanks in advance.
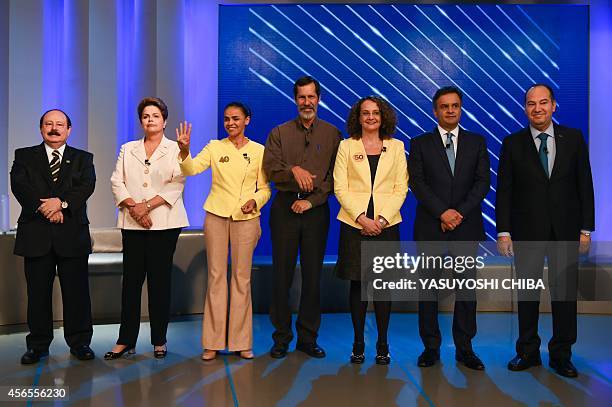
[537,133,549,178]
[50,150,61,182]
[445,132,455,175]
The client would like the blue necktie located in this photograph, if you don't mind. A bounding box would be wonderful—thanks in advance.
[445,132,455,175]
[537,133,549,178]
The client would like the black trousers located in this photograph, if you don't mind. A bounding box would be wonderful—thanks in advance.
[417,241,478,353]
[514,238,579,361]
[269,192,330,345]
[24,249,92,351]
[118,228,181,347]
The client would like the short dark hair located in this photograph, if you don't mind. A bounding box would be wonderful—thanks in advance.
[293,76,321,98]
[224,101,252,118]
[524,83,555,104]
[39,109,72,129]
[346,96,397,140]
[137,97,168,121]
[432,86,463,108]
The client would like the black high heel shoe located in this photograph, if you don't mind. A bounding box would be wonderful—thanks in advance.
[104,345,135,360]
[154,345,167,359]
[350,342,365,364]
[375,342,390,365]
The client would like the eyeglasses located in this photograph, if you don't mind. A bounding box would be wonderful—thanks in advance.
[360,111,381,118]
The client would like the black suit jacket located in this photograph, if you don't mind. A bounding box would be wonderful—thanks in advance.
[10,143,96,257]
[408,128,490,241]
[495,124,594,241]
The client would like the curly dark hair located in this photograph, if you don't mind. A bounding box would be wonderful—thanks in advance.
[346,96,397,140]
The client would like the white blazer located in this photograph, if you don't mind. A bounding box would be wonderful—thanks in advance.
[111,136,189,230]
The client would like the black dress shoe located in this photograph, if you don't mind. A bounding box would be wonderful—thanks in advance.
[104,345,135,360]
[350,342,365,364]
[20,349,49,365]
[455,351,485,371]
[507,354,542,371]
[417,349,440,367]
[375,342,390,365]
[70,345,95,361]
[296,342,326,358]
[549,359,578,378]
[270,343,288,359]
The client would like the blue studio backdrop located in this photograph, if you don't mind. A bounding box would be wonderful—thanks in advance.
[217,3,588,257]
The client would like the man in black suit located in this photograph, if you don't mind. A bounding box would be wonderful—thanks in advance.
[497,84,594,378]
[11,109,96,364]
[408,86,490,370]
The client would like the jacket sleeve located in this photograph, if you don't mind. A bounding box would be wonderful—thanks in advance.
[10,149,43,215]
[334,140,364,221]
[179,143,212,176]
[456,136,491,218]
[243,151,272,211]
[495,136,513,234]
[576,130,595,231]
[110,144,131,206]
[61,151,96,214]
[307,129,342,208]
[157,147,187,207]
[379,141,409,222]
[408,138,448,219]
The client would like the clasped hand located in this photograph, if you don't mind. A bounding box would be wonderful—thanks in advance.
[124,199,153,229]
[38,198,63,224]
[440,209,463,232]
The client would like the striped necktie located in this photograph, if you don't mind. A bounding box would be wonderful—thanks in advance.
[50,150,61,182]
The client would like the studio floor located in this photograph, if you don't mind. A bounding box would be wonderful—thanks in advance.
[0,313,611,406]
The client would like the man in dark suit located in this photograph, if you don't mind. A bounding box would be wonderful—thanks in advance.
[408,86,490,370]
[496,84,594,378]
[11,109,96,364]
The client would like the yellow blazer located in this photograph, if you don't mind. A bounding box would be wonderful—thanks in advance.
[179,138,271,220]
[111,136,189,230]
[334,137,409,228]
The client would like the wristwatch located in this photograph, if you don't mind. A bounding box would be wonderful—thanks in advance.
[581,231,591,237]
[378,218,387,227]
[60,201,68,209]
[145,201,152,211]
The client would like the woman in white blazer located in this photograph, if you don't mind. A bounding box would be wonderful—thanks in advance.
[106,97,189,360]
[333,96,408,365]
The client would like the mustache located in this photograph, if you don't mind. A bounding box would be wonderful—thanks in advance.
[47,130,60,136]
[300,105,315,110]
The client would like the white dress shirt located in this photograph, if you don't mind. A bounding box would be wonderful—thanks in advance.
[438,125,459,156]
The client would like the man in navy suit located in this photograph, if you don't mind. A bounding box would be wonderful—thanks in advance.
[11,109,96,364]
[497,84,594,378]
[408,86,490,370]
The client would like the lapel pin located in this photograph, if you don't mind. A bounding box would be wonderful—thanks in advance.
[66,160,71,164]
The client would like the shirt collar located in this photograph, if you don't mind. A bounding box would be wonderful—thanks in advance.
[295,116,318,131]
[438,125,459,138]
[44,143,66,159]
[530,123,554,140]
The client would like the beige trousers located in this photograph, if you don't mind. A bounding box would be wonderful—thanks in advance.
[202,212,261,351]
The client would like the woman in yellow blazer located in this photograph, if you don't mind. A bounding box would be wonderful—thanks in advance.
[106,97,189,360]
[333,96,408,365]
[177,102,270,360]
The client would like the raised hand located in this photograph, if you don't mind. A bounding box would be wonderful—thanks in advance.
[176,121,192,158]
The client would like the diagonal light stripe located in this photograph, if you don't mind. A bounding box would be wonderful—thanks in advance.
[319,5,435,127]
[299,6,427,133]
[516,5,560,51]
[271,5,421,135]
[370,5,514,137]
[357,5,512,138]
[409,5,526,125]
[250,9,358,103]
[250,46,414,141]
[476,5,559,88]
[495,6,558,70]
[431,6,526,96]
[249,67,346,123]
